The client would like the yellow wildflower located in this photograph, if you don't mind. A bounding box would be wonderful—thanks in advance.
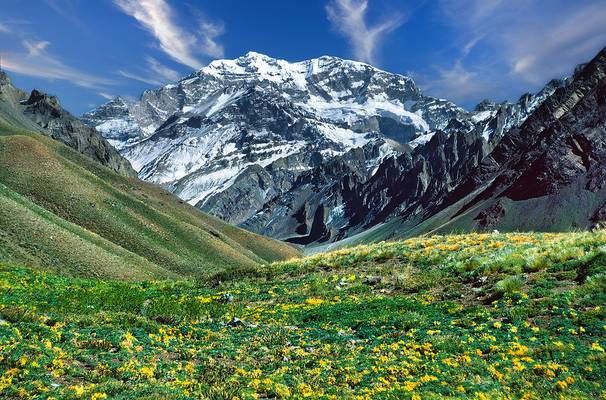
[140,365,155,379]
[591,342,605,352]
[274,383,291,397]
[298,383,313,397]
[70,385,85,397]
[305,298,324,306]
[403,381,420,391]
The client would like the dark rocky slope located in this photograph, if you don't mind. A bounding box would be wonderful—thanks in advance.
[0,72,136,177]
[443,47,606,231]
[349,46,606,244]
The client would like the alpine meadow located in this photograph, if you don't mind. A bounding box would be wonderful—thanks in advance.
[0,1,605,399]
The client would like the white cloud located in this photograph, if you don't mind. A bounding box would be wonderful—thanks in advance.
[420,0,606,106]
[23,39,50,56]
[98,92,115,100]
[440,0,505,27]
[2,40,116,89]
[427,61,478,96]
[117,69,163,86]
[438,0,606,84]
[114,0,224,69]
[419,60,502,105]
[145,56,180,82]
[326,0,403,65]
[43,0,89,31]
[0,23,10,34]
[502,2,606,83]
[461,35,484,58]
[117,56,181,86]
[199,20,225,59]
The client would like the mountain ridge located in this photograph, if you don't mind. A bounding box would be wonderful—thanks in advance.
[337,46,606,248]
[84,51,582,246]
[0,71,137,177]
[0,72,299,279]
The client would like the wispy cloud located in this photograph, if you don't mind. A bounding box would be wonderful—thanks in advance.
[117,56,180,86]
[424,62,477,98]
[503,2,606,83]
[113,0,224,69]
[23,39,51,56]
[0,23,10,34]
[421,0,606,106]
[98,92,115,100]
[438,0,606,84]
[117,69,163,86]
[326,0,404,65]
[145,56,180,82]
[2,39,116,89]
[43,0,89,31]
[199,20,225,60]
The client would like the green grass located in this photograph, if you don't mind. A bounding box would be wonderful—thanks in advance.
[1,231,605,399]
[0,122,299,280]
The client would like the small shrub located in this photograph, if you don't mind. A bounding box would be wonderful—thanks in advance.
[391,266,432,293]
[495,275,524,294]
[524,253,551,272]
[549,246,586,264]
[459,256,482,272]
[198,264,264,286]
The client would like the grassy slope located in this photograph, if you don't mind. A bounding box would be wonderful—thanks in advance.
[0,121,299,280]
[323,179,606,252]
[1,231,604,399]
[0,83,46,135]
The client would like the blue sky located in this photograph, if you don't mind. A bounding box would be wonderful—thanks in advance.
[1,0,605,115]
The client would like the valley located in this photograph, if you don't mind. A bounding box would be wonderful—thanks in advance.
[0,3,604,398]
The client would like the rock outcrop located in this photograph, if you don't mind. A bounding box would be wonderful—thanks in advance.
[0,72,136,177]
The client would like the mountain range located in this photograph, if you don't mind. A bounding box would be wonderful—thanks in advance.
[0,70,298,279]
[82,49,606,248]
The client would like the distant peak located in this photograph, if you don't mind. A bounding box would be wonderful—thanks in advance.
[26,89,60,108]
[474,99,496,112]
[199,51,413,85]
[243,51,271,59]
[0,70,10,85]
[111,95,130,104]
[208,51,380,70]
[97,96,134,109]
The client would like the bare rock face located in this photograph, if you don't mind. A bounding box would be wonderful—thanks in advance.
[21,90,137,177]
[0,71,9,86]
[434,47,606,233]
[305,47,605,243]
[592,201,606,231]
[83,53,559,244]
[475,201,506,228]
[0,73,136,178]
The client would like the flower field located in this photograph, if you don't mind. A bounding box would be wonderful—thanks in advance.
[1,231,605,399]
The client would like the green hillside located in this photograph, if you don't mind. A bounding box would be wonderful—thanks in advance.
[0,121,299,280]
[1,231,604,399]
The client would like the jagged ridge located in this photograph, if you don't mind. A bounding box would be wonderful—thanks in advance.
[84,52,565,245]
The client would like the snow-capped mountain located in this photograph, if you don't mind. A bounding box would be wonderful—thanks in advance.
[83,52,563,244]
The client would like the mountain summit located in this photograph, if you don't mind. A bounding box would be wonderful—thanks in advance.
[84,52,565,244]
